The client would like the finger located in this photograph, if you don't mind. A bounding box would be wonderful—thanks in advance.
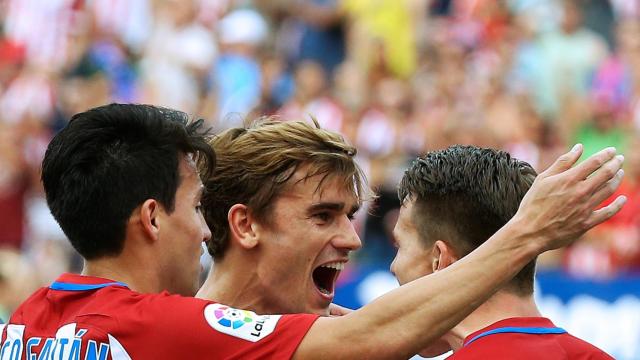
[567,147,617,180]
[539,143,583,177]
[585,195,627,229]
[583,155,624,193]
[588,169,624,207]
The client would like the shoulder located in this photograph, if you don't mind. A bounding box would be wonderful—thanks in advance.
[117,298,319,358]
[6,286,49,323]
[558,333,615,359]
[451,331,614,360]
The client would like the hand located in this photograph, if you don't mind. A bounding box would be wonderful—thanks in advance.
[328,303,353,317]
[513,144,626,252]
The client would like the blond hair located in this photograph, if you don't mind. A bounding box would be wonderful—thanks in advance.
[202,118,369,259]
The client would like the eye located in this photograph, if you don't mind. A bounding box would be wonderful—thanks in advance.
[347,213,356,221]
[196,203,203,212]
[314,212,331,223]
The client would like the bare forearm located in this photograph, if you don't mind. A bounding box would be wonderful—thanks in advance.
[297,220,538,359]
[363,222,538,355]
[294,146,624,359]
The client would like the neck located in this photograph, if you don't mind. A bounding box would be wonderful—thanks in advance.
[197,254,267,313]
[443,291,542,352]
[82,252,162,294]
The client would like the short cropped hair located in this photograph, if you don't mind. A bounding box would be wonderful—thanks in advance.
[42,103,215,260]
[398,145,537,295]
[202,118,368,259]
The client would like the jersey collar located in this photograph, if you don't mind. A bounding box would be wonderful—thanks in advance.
[463,317,557,346]
[50,273,129,291]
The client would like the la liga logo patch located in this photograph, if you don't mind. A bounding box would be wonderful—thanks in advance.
[204,303,282,342]
[213,305,254,329]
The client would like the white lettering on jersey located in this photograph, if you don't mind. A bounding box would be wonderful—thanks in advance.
[0,323,132,360]
[85,340,109,360]
[204,304,281,342]
[0,324,25,360]
[107,335,131,360]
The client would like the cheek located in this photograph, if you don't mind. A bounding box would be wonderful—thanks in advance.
[393,253,409,282]
[397,251,425,282]
[187,213,204,237]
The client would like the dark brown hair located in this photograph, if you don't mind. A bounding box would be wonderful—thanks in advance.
[398,145,537,295]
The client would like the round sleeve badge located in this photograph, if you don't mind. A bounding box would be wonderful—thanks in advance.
[204,303,282,342]
[213,305,254,329]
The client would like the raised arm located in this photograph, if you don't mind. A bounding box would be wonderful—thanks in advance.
[294,145,625,360]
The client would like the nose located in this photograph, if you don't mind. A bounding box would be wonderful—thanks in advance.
[200,213,212,242]
[333,216,363,252]
[390,257,397,276]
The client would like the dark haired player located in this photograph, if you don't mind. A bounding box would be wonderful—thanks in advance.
[392,145,614,359]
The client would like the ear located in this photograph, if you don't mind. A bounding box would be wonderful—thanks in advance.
[228,204,260,250]
[139,199,161,243]
[431,240,458,272]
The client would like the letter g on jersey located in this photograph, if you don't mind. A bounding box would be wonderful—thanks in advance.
[204,304,282,342]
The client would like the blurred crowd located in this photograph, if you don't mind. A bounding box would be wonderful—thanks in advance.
[1,0,640,320]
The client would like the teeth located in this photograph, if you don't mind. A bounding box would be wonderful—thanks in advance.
[320,262,345,271]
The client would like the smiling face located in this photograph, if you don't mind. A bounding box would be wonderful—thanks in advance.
[252,168,362,315]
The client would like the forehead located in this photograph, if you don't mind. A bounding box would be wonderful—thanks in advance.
[278,167,358,205]
[396,198,418,230]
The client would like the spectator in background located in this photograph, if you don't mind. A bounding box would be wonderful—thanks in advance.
[0,249,39,321]
[331,60,368,121]
[141,0,216,115]
[533,0,609,119]
[569,96,629,162]
[279,60,344,133]
[565,134,640,277]
[250,51,295,116]
[581,0,615,50]
[559,16,631,162]
[2,0,81,71]
[342,0,419,80]
[87,0,152,55]
[284,0,347,77]
[0,65,54,128]
[211,8,267,128]
[355,77,414,264]
[0,122,29,250]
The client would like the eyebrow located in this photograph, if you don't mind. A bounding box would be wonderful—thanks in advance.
[308,202,361,215]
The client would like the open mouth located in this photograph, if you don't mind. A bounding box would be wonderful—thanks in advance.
[312,262,345,297]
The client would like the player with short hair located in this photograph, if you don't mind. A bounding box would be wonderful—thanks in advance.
[1,107,625,359]
[392,145,614,359]
[197,119,367,315]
